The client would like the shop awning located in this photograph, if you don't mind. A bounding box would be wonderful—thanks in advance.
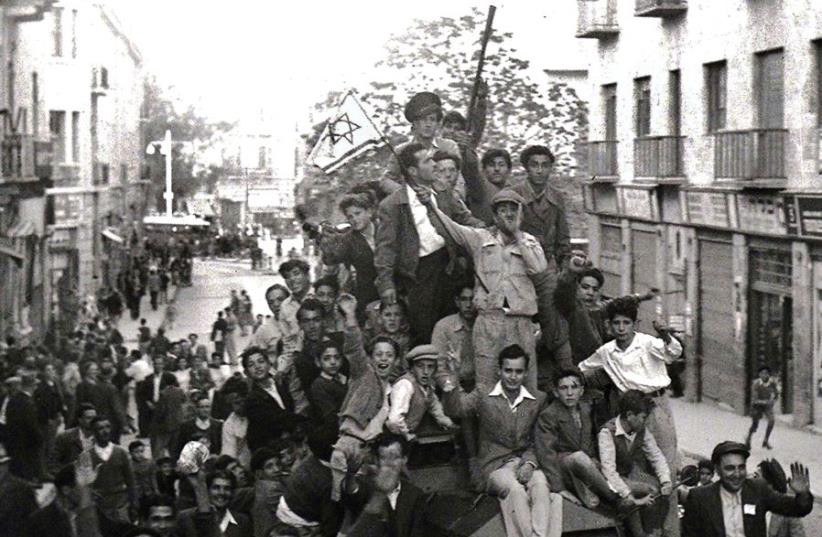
[6,220,35,238]
[0,243,24,266]
[101,227,124,244]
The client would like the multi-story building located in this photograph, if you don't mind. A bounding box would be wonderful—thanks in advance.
[0,1,143,341]
[577,0,822,427]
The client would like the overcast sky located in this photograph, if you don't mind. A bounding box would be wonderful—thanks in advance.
[109,1,587,123]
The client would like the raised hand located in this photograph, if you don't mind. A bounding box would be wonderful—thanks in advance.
[74,450,100,488]
[412,185,433,207]
[515,462,534,485]
[336,293,358,317]
[652,321,672,344]
[789,462,811,495]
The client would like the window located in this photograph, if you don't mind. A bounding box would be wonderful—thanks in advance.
[755,49,784,128]
[120,164,128,185]
[634,77,651,136]
[258,146,268,169]
[706,61,727,132]
[669,69,681,135]
[52,7,63,57]
[71,9,77,58]
[49,111,66,163]
[816,41,822,127]
[603,83,617,140]
[31,73,39,136]
[71,111,80,162]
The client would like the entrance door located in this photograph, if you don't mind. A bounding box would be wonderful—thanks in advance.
[812,262,822,425]
[749,291,793,414]
[631,228,659,329]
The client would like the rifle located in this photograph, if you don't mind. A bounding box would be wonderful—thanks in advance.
[466,5,496,135]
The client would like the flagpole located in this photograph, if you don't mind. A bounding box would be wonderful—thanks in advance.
[378,132,490,293]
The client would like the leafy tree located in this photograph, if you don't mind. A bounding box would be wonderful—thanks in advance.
[302,7,588,233]
[142,75,234,210]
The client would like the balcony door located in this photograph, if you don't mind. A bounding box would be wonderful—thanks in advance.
[756,49,784,129]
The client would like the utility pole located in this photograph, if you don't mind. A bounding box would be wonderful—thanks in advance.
[162,129,173,217]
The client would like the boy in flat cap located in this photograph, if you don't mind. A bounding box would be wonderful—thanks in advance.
[419,187,545,393]
[380,91,463,196]
[386,344,455,440]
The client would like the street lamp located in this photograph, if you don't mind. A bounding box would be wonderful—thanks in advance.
[146,129,194,217]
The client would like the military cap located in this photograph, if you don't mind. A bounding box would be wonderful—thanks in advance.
[710,441,750,465]
[520,145,556,168]
[492,189,526,207]
[404,92,443,122]
[405,344,439,366]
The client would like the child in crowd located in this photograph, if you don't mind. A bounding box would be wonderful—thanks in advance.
[129,440,159,502]
[250,441,293,537]
[697,459,714,486]
[309,340,348,428]
[746,365,779,449]
[155,456,179,498]
[387,345,455,440]
[365,300,411,380]
[330,294,399,501]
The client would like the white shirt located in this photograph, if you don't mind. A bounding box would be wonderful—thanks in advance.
[406,185,445,257]
[387,482,402,510]
[719,486,746,537]
[0,395,9,425]
[153,375,161,402]
[218,509,238,533]
[488,381,535,411]
[79,429,94,451]
[276,496,319,528]
[93,442,114,462]
[579,332,682,393]
[260,376,286,410]
[126,357,153,383]
[221,412,250,468]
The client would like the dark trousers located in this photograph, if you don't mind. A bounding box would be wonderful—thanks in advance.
[150,291,159,310]
[399,248,452,346]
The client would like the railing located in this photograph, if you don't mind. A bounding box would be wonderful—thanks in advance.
[1,134,35,179]
[588,141,619,177]
[714,129,787,179]
[635,0,688,16]
[634,136,684,177]
[577,0,619,38]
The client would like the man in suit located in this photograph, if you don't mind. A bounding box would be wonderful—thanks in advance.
[178,469,252,537]
[534,369,613,509]
[441,344,563,537]
[343,433,428,537]
[136,354,175,438]
[683,441,813,537]
[4,370,44,481]
[375,141,484,345]
[52,402,97,473]
[75,361,128,444]
[174,392,223,460]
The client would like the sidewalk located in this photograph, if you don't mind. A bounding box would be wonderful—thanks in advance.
[117,284,180,344]
[671,397,822,497]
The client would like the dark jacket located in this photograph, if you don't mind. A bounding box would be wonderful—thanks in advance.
[3,391,43,480]
[320,229,380,312]
[244,377,299,453]
[75,381,126,438]
[344,477,428,537]
[508,181,571,269]
[374,184,483,295]
[52,427,88,472]
[174,418,224,460]
[553,269,607,364]
[534,399,596,491]
[683,480,813,537]
[283,454,343,537]
[34,381,66,424]
[135,372,176,435]
[177,507,252,537]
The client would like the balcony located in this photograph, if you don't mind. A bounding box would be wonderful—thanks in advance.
[1,134,35,180]
[577,0,619,39]
[634,136,685,180]
[4,0,57,21]
[714,129,787,185]
[588,141,619,180]
[92,66,110,96]
[51,163,81,184]
[635,0,687,17]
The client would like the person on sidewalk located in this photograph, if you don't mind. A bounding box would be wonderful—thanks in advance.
[211,311,228,363]
[440,344,563,537]
[598,390,672,537]
[224,307,239,366]
[745,366,779,450]
[682,441,813,537]
[148,269,161,311]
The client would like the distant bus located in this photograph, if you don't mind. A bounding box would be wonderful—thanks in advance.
[142,214,214,248]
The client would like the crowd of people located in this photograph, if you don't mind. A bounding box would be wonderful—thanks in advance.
[0,89,815,537]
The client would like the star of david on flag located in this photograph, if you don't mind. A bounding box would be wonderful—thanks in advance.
[308,90,386,174]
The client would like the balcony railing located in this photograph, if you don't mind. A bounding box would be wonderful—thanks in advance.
[589,141,619,178]
[714,129,787,180]
[577,0,619,39]
[635,0,687,17]
[1,134,35,180]
[52,163,81,183]
[634,136,685,178]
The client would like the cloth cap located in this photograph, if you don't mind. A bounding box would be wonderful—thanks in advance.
[405,344,439,365]
[404,92,443,122]
[710,441,750,465]
[492,189,526,207]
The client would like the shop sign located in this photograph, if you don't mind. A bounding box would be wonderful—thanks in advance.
[684,191,730,228]
[736,194,786,235]
[53,194,82,222]
[619,187,657,221]
[795,197,822,237]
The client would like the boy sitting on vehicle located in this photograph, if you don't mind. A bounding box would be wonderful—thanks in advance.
[599,390,672,537]
[386,345,455,441]
[535,369,616,509]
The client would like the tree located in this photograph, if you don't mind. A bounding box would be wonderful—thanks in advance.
[142,76,234,210]
[301,7,588,234]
